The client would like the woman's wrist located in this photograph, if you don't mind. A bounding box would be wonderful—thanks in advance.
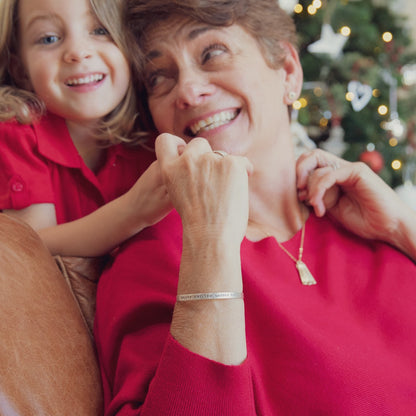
[394,206,416,262]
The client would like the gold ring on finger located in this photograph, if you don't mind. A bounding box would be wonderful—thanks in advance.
[213,150,228,158]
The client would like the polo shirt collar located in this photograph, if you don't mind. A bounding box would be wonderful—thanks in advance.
[33,112,151,170]
[34,112,83,168]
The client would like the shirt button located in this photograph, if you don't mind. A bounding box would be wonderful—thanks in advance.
[11,182,24,192]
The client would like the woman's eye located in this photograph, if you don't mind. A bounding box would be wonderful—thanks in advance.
[38,34,60,45]
[202,44,226,64]
[145,68,176,97]
[146,72,166,90]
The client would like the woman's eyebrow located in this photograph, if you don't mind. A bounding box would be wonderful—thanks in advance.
[145,25,215,61]
[188,25,213,39]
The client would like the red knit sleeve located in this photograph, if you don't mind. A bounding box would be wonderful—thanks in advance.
[94,214,257,416]
[100,333,255,416]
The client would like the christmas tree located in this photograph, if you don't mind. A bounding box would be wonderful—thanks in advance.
[285,0,416,189]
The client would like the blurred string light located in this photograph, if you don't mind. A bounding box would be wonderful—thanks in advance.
[291,1,322,15]
[294,3,303,14]
[389,138,398,147]
[382,32,393,43]
[378,105,389,116]
[307,0,322,15]
[340,26,351,37]
[392,160,402,170]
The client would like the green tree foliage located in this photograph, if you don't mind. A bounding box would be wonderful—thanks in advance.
[293,0,416,186]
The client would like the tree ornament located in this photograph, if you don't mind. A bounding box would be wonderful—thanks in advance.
[307,24,348,60]
[395,183,416,211]
[359,149,384,173]
[395,154,416,211]
[278,0,297,14]
[291,120,316,159]
[348,81,373,112]
[320,125,347,157]
[401,64,416,87]
[383,117,407,142]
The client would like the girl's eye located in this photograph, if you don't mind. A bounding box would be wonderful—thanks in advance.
[202,44,226,64]
[93,26,110,36]
[38,35,60,45]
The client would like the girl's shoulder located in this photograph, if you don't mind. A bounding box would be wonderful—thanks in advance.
[0,113,69,155]
[0,117,38,150]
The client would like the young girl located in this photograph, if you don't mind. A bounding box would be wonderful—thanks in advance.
[0,0,171,256]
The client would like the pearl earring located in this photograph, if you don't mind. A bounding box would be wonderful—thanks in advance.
[288,91,297,101]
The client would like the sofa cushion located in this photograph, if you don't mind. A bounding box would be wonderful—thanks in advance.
[55,254,108,339]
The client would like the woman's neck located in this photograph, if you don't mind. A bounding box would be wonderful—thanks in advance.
[246,144,307,242]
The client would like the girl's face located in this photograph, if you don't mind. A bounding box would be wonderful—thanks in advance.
[16,0,130,124]
[143,19,302,158]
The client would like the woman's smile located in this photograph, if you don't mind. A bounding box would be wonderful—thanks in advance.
[187,108,240,136]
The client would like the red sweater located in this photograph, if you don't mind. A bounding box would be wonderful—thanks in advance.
[95,210,416,415]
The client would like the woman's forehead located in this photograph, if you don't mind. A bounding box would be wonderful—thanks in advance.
[144,19,249,54]
[144,17,207,45]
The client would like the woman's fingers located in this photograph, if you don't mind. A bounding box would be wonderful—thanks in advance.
[155,133,187,164]
[304,166,342,216]
[296,149,344,189]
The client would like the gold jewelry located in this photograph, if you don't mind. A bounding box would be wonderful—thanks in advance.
[251,217,317,286]
[213,150,228,158]
[275,221,317,285]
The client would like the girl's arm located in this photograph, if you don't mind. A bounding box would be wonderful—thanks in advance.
[4,162,172,257]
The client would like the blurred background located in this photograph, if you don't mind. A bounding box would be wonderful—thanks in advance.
[281,0,416,209]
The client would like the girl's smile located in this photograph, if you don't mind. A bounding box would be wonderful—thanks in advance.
[16,0,130,123]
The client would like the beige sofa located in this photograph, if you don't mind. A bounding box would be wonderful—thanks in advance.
[0,213,104,415]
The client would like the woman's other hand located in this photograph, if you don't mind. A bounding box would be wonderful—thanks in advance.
[296,149,416,260]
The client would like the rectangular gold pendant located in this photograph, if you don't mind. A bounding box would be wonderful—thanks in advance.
[296,260,317,285]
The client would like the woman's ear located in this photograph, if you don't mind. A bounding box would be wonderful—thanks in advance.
[280,42,303,105]
[9,54,33,90]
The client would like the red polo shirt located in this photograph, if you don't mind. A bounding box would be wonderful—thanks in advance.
[0,113,155,224]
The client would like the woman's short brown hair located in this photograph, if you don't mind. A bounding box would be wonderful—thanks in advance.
[126,0,298,134]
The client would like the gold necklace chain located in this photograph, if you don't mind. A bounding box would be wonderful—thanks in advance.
[250,218,317,286]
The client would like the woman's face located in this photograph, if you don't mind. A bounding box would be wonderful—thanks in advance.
[143,20,302,157]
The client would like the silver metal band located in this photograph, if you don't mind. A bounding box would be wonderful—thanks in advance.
[176,291,243,302]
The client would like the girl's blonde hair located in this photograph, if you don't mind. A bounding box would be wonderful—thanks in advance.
[0,0,146,145]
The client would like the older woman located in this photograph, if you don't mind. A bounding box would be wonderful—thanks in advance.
[94,0,416,414]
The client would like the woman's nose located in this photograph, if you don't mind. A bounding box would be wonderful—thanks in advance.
[174,71,215,109]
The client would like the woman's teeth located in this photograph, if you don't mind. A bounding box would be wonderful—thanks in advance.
[190,110,238,135]
[66,74,104,86]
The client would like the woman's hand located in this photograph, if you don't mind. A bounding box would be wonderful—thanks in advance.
[296,149,416,260]
[155,133,253,246]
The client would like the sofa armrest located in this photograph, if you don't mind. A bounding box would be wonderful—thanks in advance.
[0,214,103,416]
